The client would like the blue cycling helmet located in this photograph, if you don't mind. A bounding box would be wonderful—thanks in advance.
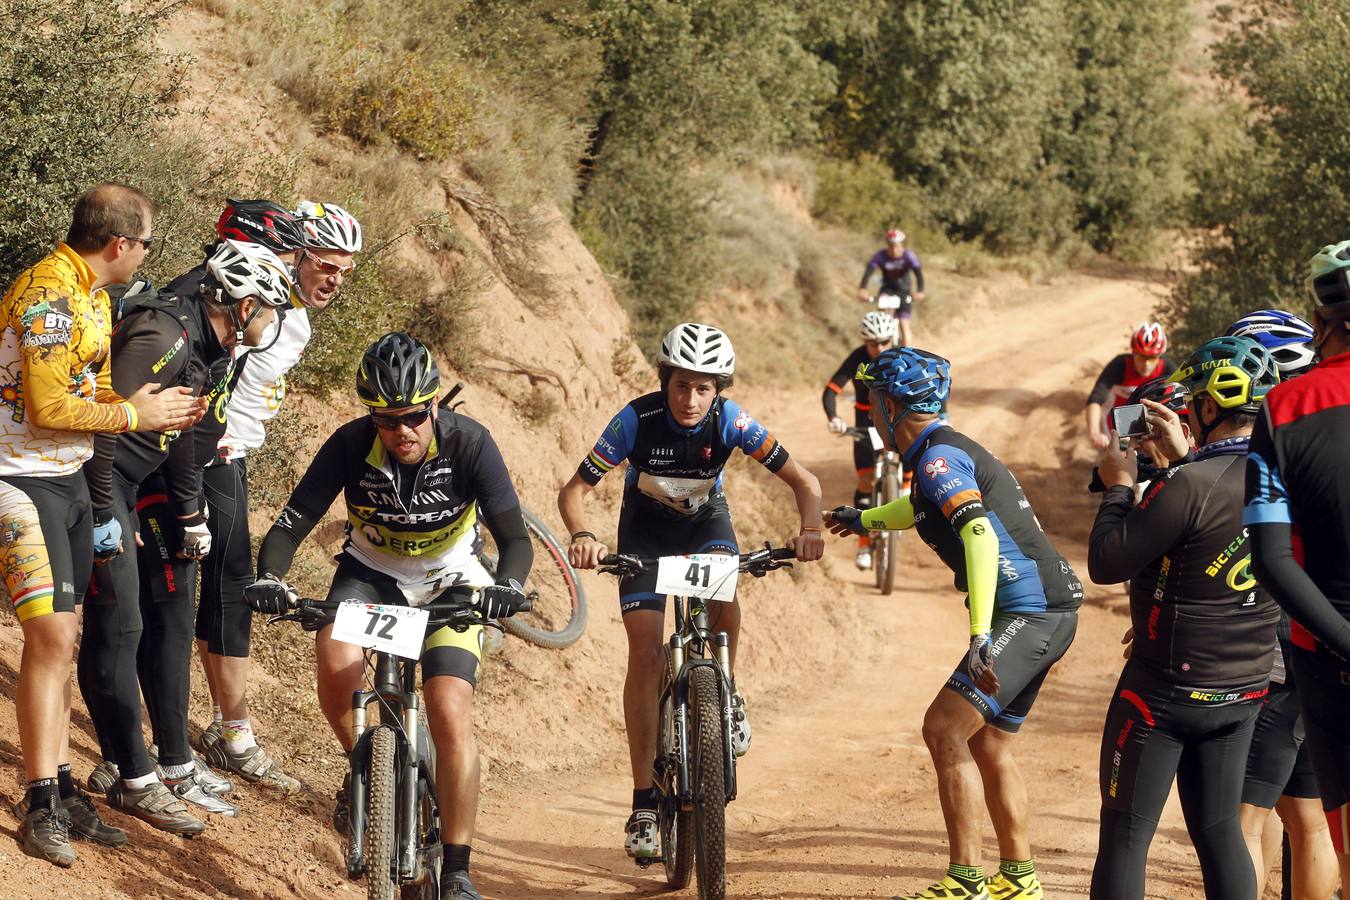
[1225,309,1317,377]
[857,347,951,416]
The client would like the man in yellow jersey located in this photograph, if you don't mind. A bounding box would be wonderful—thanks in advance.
[0,183,205,865]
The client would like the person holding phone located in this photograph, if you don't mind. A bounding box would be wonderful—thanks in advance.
[1086,335,1283,899]
[1085,322,1174,450]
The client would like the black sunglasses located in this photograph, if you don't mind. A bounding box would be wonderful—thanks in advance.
[370,407,432,430]
[114,231,155,251]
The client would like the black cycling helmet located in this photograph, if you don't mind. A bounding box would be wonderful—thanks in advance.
[216,199,305,253]
[356,332,441,409]
[1126,377,1188,414]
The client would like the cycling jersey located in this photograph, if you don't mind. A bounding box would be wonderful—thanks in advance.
[215,304,310,462]
[257,407,531,596]
[1244,349,1350,659]
[865,422,1082,619]
[1086,353,1176,413]
[0,243,135,476]
[1089,436,1279,687]
[823,346,875,420]
[577,392,789,517]
[158,265,238,468]
[860,248,924,294]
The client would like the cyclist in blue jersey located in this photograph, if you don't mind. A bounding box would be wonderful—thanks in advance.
[558,322,824,862]
[858,228,926,347]
[825,347,1082,900]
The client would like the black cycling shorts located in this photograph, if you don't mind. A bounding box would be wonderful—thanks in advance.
[1242,680,1319,808]
[325,553,484,687]
[946,608,1077,733]
[0,472,92,622]
[1291,645,1350,814]
[196,460,254,657]
[616,494,738,614]
[852,408,876,474]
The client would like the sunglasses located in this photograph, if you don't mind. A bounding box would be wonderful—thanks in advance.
[114,232,155,251]
[370,407,432,430]
[302,249,355,276]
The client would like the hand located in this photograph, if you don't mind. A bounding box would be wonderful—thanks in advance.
[476,580,529,619]
[178,521,212,560]
[857,288,871,302]
[913,291,925,302]
[244,576,296,614]
[1090,430,1110,450]
[128,383,209,433]
[827,416,848,435]
[568,535,609,570]
[788,530,824,562]
[1121,626,1134,660]
[92,513,123,561]
[968,634,1000,694]
[1098,442,1138,488]
[824,505,868,537]
[1141,398,1191,460]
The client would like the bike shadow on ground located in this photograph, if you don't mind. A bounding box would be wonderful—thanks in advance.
[474,832,672,899]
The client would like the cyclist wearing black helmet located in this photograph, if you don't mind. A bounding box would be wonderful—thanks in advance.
[246,333,532,900]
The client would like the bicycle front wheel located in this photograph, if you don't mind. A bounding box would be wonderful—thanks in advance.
[690,666,727,900]
[878,470,900,596]
[366,726,398,900]
[483,507,588,649]
[660,649,694,890]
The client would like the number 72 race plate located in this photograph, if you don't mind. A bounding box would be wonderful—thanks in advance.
[331,601,430,659]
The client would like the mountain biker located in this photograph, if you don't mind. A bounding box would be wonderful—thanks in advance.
[857,228,926,347]
[824,347,1082,900]
[557,322,825,863]
[824,311,901,570]
[0,183,206,865]
[245,332,533,900]
[1225,310,1337,900]
[1087,335,1283,900]
[1246,241,1350,894]
[79,239,292,834]
[1085,322,1174,449]
[198,199,361,797]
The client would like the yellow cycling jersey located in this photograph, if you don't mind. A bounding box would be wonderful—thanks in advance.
[0,243,135,477]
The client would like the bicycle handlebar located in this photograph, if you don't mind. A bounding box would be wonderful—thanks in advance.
[596,543,796,580]
[264,585,530,632]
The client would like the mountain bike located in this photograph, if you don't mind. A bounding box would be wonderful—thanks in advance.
[598,545,794,900]
[843,426,901,595]
[437,383,587,650]
[261,587,527,900]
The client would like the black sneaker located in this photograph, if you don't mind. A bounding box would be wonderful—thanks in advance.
[333,773,350,835]
[17,797,75,867]
[441,869,483,899]
[59,792,128,847]
[106,780,206,836]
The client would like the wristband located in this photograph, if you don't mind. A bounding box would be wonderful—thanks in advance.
[570,530,597,544]
[800,526,821,533]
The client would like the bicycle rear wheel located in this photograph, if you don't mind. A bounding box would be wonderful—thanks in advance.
[481,507,588,649]
[659,649,694,890]
[690,665,727,900]
[366,726,398,900]
[878,470,900,596]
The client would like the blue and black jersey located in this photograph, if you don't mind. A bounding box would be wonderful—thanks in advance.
[906,421,1082,614]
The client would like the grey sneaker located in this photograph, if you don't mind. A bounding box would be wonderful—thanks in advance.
[202,741,300,797]
[441,869,483,899]
[191,752,233,796]
[18,798,75,867]
[12,792,128,848]
[106,781,206,836]
[198,720,222,751]
[162,768,239,817]
[85,760,120,795]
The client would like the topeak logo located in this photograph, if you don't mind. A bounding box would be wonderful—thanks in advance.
[924,458,949,477]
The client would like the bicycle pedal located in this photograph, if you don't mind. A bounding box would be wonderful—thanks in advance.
[634,856,664,869]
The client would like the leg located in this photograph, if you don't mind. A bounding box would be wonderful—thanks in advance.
[968,726,1029,862]
[197,461,255,725]
[1289,647,1350,892]
[922,687,992,865]
[621,609,666,791]
[315,624,366,752]
[1174,703,1259,900]
[1274,796,1339,900]
[424,675,479,845]
[17,613,78,781]
[1238,803,1280,898]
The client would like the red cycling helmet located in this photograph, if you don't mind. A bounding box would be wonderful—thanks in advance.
[885,228,906,245]
[1131,321,1167,356]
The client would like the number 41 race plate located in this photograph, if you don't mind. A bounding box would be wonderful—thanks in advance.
[655,554,740,602]
[331,602,430,660]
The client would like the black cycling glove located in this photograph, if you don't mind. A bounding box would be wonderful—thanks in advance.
[475,580,529,620]
[244,575,296,615]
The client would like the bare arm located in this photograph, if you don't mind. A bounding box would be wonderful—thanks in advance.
[559,472,608,569]
[773,458,824,561]
[1085,402,1108,449]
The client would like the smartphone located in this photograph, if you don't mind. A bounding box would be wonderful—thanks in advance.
[1111,402,1149,439]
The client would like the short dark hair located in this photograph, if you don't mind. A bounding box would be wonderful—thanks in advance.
[65,182,154,254]
[658,363,734,393]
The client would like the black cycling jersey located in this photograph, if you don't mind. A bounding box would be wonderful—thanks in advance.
[257,407,531,588]
[1090,437,1279,688]
[161,264,237,468]
[822,345,874,421]
[1245,349,1350,659]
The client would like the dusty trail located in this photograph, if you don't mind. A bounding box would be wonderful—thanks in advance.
[470,273,1216,900]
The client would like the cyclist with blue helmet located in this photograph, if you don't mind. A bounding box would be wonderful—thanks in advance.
[1226,309,1318,378]
[825,347,1082,900]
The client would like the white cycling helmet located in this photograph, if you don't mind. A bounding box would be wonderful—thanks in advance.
[860,311,899,342]
[205,239,294,308]
[1225,309,1318,377]
[657,322,736,376]
[294,200,363,252]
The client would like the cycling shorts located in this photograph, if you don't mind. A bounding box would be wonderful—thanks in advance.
[0,472,92,622]
[946,608,1077,732]
[196,460,254,656]
[325,552,487,687]
[1290,645,1350,815]
[615,494,738,614]
[1242,681,1319,808]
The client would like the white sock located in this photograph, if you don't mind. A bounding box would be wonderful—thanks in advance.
[161,762,194,780]
[222,718,257,753]
[212,705,223,725]
[123,772,159,790]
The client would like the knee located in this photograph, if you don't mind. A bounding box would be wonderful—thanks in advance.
[425,687,475,748]
[922,708,958,753]
[21,614,77,660]
[315,633,362,684]
[627,641,665,676]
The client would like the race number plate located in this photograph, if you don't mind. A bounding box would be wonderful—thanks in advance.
[331,601,430,660]
[876,293,902,310]
[655,554,739,602]
[867,426,884,451]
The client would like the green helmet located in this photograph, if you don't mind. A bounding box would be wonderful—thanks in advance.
[1169,335,1279,413]
[1307,240,1350,317]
